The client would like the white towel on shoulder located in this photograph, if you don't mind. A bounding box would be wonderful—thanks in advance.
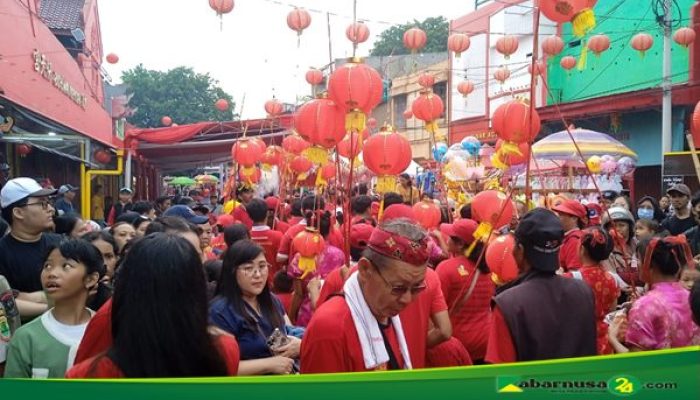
[343,271,413,370]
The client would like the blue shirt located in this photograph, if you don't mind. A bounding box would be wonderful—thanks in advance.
[209,295,286,360]
[54,198,74,216]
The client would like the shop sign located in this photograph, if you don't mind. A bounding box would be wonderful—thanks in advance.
[662,175,684,191]
[32,49,87,109]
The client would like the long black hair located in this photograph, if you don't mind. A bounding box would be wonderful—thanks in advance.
[217,240,284,331]
[108,233,228,377]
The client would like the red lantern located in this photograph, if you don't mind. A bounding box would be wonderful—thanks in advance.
[282,134,310,155]
[94,150,112,164]
[493,68,510,84]
[673,27,696,48]
[250,137,267,154]
[492,99,541,144]
[16,144,31,157]
[161,116,172,126]
[337,131,364,159]
[495,139,530,166]
[209,0,234,15]
[495,35,519,59]
[264,99,284,117]
[411,91,444,137]
[471,190,515,232]
[412,201,441,230]
[403,109,413,120]
[320,162,337,180]
[528,61,546,76]
[541,35,564,56]
[215,98,229,111]
[292,228,325,279]
[231,139,263,167]
[418,73,435,89]
[238,167,261,184]
[538,0,585,23]
[447,33,471,57]
[457,80,475,98]
[560,55,577,70]
[287,8,311,36]
[305,68,324,86]
[261,146,283,167]
[290,155,313,174]
[327,59,383,132]
[105,53,119,64]
[403,27,427,52]
[363,127,412,193]
[691,101,700,147]
[587,34,610,56]
[346,22,370,44]
[294,98,346,149]
[630,33,654,56]
[486,234,519,285]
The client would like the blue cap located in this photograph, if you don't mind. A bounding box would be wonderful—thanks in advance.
[162,205,209,225]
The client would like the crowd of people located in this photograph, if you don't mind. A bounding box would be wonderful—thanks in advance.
[0,176,698,378]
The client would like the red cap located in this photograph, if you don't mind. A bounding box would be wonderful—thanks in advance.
[585,203,602,226]
[265,196,279,211]
[552,199,587,220]
[350,223,374,249]
[382,204,415,222]
[440,219,478,244]
[216,214,235,228]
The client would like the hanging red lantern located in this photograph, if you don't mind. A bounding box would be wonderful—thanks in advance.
[231,139,263,167]
[447,33,471,58]
[403,109,413,120]
[494,139,530,167]
[587,34,610,56]
[493,68,510,84]
[691,101,700,147]
[261,146,283,168]
[282,133,310,155]
[264,99,284,117]
[327,59,383,133]
[161,116,172,126]
[215,98,229,111]
[471,190,515,240]
[495,35,519,59]
[411,90,444,138]
[403,27,427,53]
[412,201,441,230]
[363,127,412,193]
[320,162,337,180]
[418,73,435,88]
[105,53,119,64]
[528,61,546,76]
[16,144,32,157]
[538,0,585,23]
[94,150,112,164]
[305,68,324,86]
[287,8,311,37]
[209,0,234,15]
[492,99,541,145]
[292,228,325,279]
[630,33,654,57]
[486,234,519,285]
[238,167,261,185]
[294,97,346,149]
[250,137,267,154]
[541,35,564,57]
[457,80,475,98]
[673,27,696,48]
[346,22,370,44]
[290,155,313,174]
[560,55,577,70]
[337,131,364,159]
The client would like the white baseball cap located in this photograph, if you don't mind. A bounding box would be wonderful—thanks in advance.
[1,177,58,208]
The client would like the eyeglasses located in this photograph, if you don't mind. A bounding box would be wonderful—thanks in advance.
[19,199,53,210]
[371,261,426,296]
[239,262,270,277]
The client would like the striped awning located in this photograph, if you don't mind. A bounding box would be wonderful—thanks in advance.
[531,129,637,161]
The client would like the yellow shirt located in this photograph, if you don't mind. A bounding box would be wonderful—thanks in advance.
[92,194,104,220]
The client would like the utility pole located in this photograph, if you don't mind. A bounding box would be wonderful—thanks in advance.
[661,0,672,178]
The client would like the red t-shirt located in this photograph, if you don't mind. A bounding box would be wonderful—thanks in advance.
[275,292,293,316]
[316,265,354,307]
[232,205,253,230]
[67,334,240,378]
[278,223,306,262]
[435,256,495,360]
[250,226,283,283]
[300,296,405,373]
[274,219,290,234]
[559,229,583,272]
[484,306,516,364]
[74,298,113,364]
[426,336,472,367]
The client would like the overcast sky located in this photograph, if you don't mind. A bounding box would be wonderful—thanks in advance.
[98,0,475,120]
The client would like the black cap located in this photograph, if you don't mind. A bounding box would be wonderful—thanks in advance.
[514,208,564,272]
[600,190,619,201]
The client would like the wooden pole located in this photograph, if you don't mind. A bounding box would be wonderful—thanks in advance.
[686,133,700,186]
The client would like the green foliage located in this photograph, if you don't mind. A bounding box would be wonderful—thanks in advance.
[370,16,449,57]
[121,65,237,128]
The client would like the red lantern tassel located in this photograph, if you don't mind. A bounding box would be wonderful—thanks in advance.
[298,256,317,280]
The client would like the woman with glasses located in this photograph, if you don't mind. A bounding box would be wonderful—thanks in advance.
[210,240,299,375]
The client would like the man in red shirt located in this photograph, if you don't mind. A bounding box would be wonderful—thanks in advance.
[231,184,254,230]
[301,217,437,373]
[552,199,587,272]
[247,198,283,284]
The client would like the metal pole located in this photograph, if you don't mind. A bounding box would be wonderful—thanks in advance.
[661,0,673,175]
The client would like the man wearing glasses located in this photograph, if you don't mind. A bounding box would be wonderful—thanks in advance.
[300,218,429,373]
[0,178,61,318]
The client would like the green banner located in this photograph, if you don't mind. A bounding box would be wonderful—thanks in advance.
[1,347,698,399]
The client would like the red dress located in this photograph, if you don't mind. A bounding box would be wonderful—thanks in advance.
[563,265,619,354]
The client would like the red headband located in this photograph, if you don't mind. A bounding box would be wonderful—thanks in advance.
[367,227,429,266]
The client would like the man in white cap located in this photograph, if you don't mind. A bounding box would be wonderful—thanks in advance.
[0,177,62,317]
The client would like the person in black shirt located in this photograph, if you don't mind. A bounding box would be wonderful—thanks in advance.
[0,177,62,318]
[661,184,695,235]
